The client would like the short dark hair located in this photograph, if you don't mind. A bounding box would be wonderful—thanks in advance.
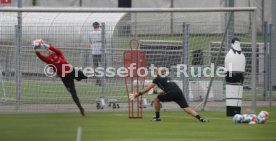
[231,37,240,44]
[93,22,99,28]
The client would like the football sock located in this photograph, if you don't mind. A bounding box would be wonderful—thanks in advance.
[156,112,160,118]
[195,115,201,120]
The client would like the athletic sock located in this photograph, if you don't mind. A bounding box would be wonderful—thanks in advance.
[195,115,201,120]
[155,112,160,118]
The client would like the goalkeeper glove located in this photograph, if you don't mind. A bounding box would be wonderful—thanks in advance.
[134,92,143,98]
[43,42,50,49]
[32,39,49,50]
[33,39,44,50]
[129,92,142,101]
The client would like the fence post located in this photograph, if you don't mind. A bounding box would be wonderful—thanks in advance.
[100,22,106,102]
[15,0,22,110]
[182,23,189,103]
[251,9,257,113]
[263,21,270,102]
[268,24,273,107]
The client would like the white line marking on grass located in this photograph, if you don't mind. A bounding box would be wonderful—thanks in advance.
[76,126,82,141]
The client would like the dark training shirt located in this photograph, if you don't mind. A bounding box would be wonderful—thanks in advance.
[152,75,181,93]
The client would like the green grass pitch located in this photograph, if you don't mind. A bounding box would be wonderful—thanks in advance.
[0,107,275,141]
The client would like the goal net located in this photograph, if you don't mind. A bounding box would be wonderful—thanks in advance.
[0,8,260,113]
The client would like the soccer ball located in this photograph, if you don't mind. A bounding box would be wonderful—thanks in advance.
[241,114,250,123]
[258,111,270,120]
[32,39,44,49]
[233,114,243,123]
[247,114,257,124]
[256,115,267,124]
[240,114,256,124]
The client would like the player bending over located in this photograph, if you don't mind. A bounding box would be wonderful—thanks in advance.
[134,68,208,122]
[33,39,87,117]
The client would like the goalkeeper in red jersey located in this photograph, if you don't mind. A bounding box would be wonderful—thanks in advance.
[33,39,87,117]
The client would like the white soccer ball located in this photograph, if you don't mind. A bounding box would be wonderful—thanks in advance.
[258,111,270,120]
[233,114,243,123]
[32,39,44,49]
[241,114,251,123]
[256,115,267,124]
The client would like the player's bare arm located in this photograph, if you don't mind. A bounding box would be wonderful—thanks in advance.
[135,83,155,97]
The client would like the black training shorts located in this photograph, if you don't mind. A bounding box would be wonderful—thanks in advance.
[157,90,189,108]
[63,69,87,81]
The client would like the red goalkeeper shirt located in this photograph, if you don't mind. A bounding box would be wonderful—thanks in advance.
[35,45,71,77]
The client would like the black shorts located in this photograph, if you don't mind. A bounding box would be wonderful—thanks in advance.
[157,90,189,108]
[63,69,87,81]
[61,69,87,92]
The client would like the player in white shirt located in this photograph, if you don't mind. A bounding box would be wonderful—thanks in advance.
[89,22,103,85]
